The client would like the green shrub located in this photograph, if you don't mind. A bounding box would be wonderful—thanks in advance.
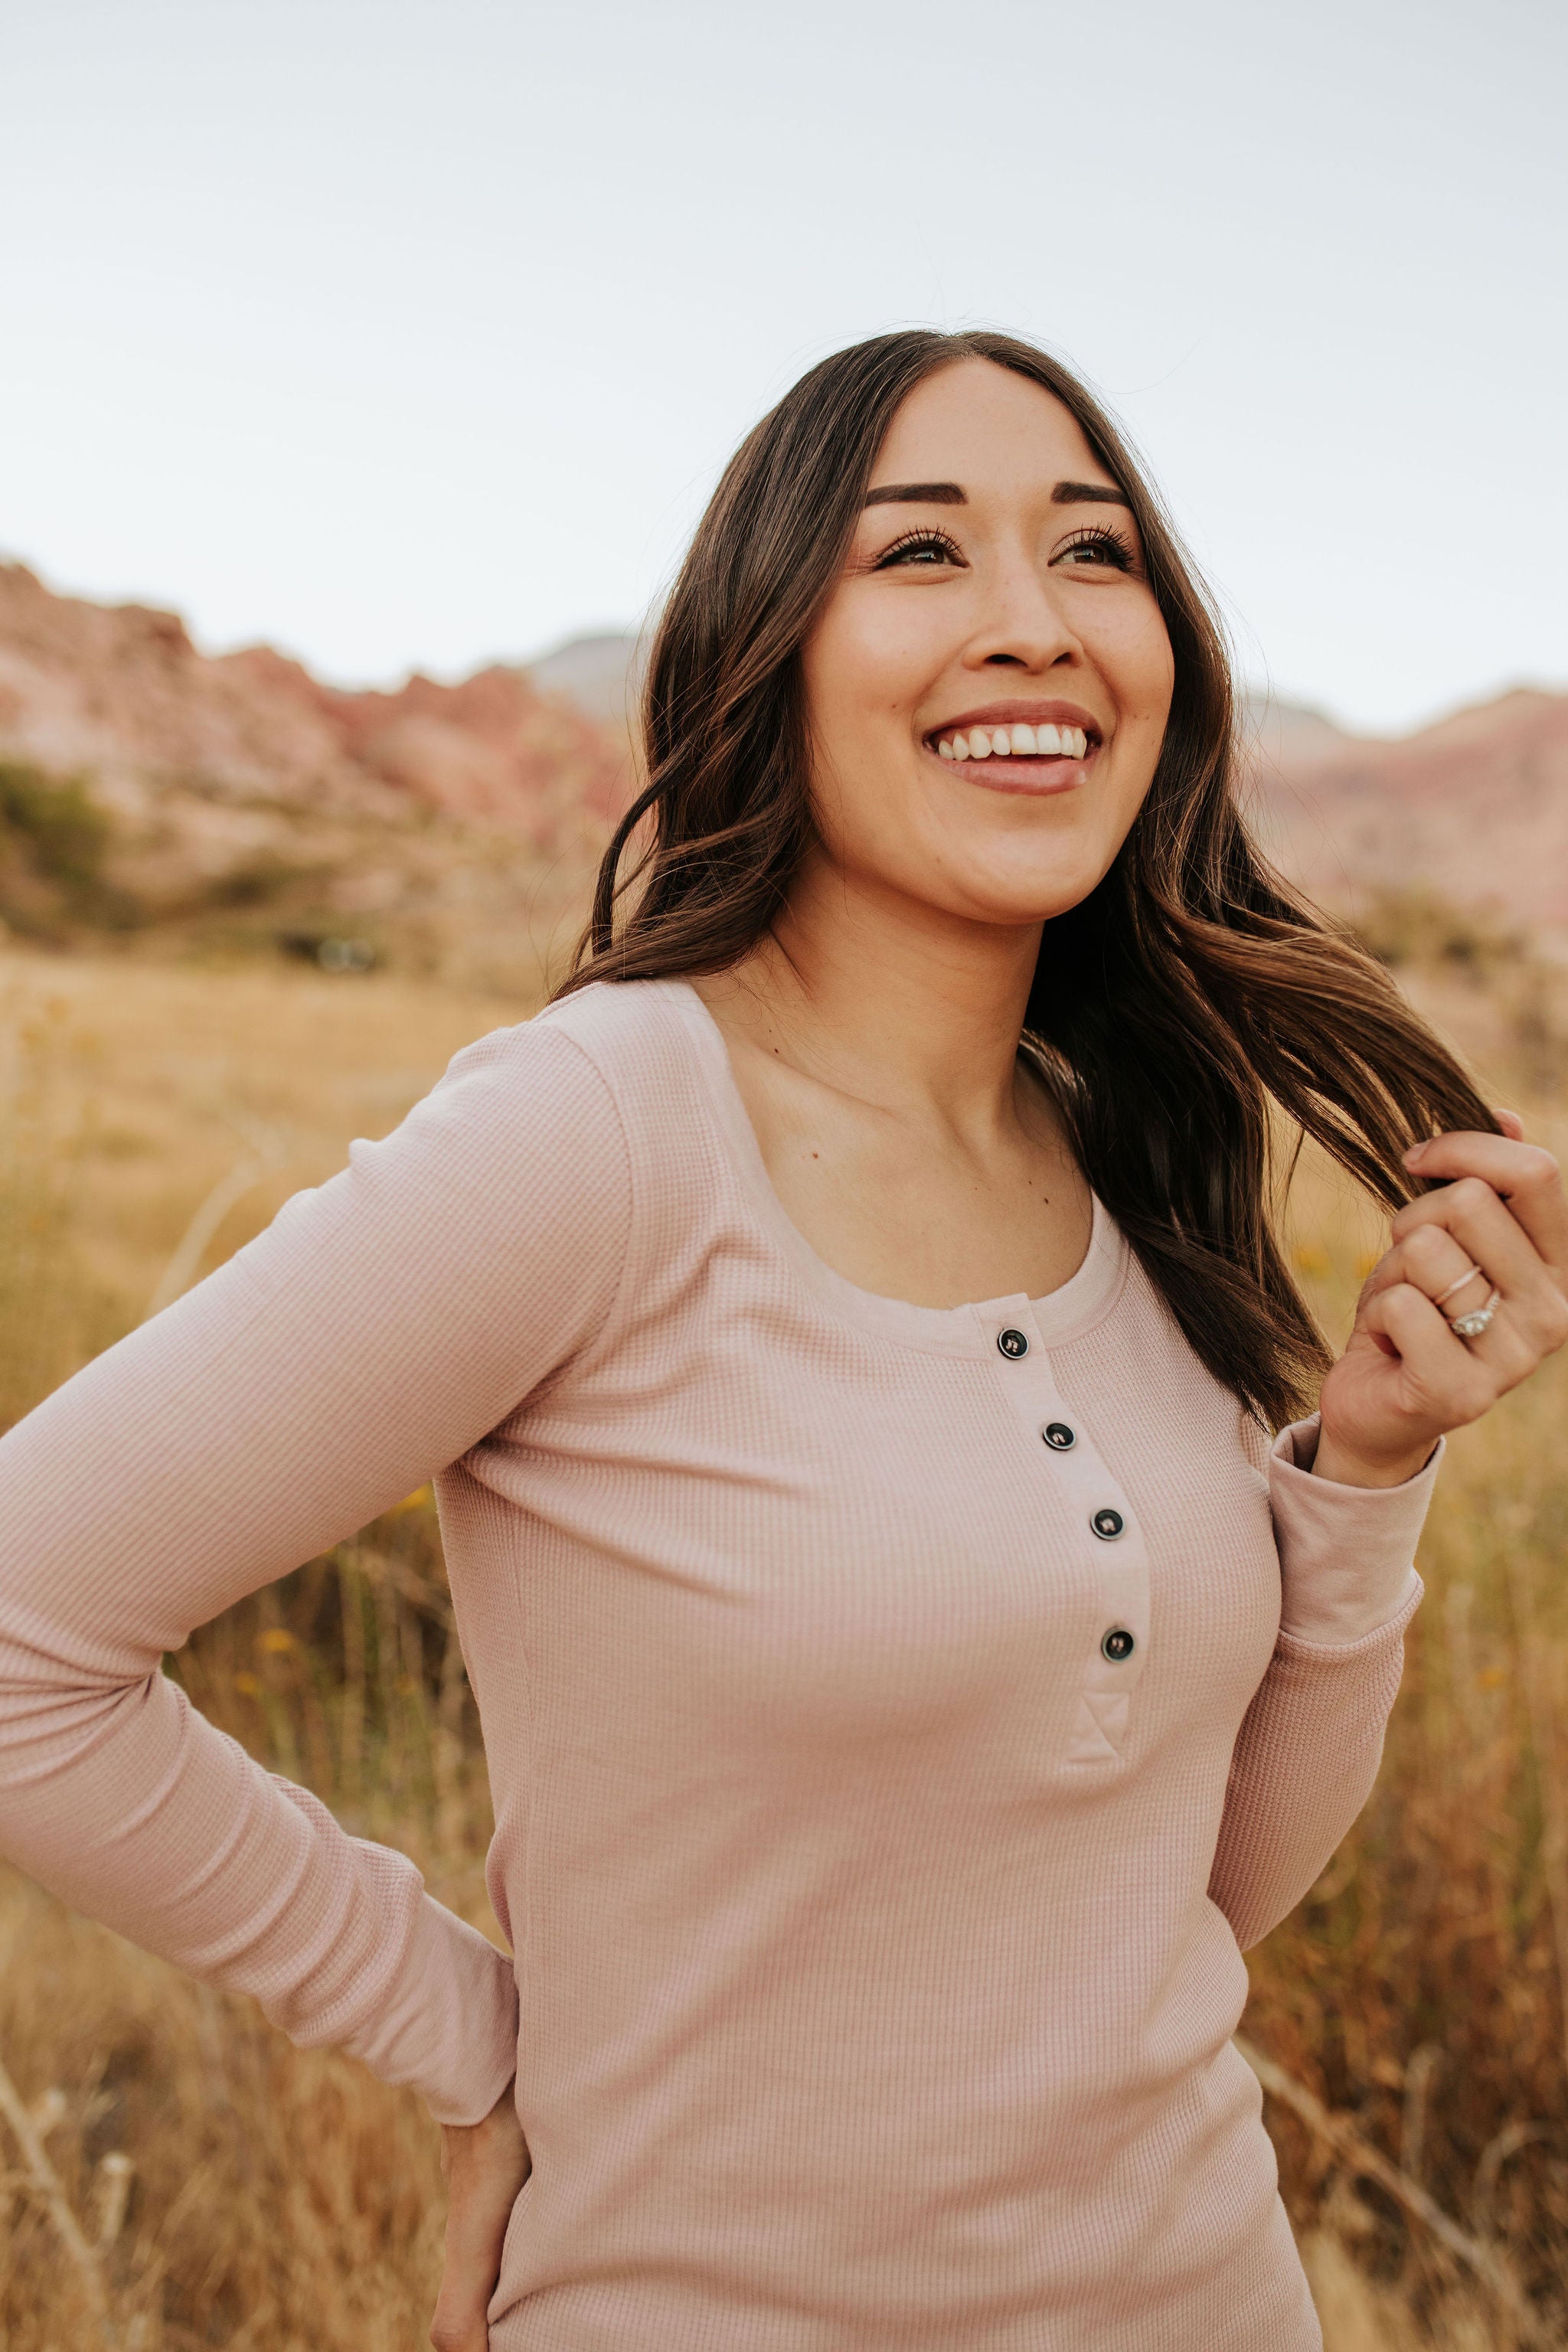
[0,761,136,934]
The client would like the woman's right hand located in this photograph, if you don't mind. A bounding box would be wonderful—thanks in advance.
[430,2079,530,2352]
[1315,1119,1568,1489]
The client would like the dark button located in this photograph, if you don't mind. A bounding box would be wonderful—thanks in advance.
[996,1328,1029,1360]
[1101,1626,1135,1663]
[1090,1507,1125,1542]
[1042,1421,1076,1452]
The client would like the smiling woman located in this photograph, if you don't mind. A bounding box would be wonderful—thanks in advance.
[1,329,1565,2352]
[570,332,1522,1429]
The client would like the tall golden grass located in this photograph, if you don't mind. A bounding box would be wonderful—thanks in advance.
[0,938,1563,2350]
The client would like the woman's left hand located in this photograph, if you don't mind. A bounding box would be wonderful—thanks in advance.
[1314,1115,1568,1489]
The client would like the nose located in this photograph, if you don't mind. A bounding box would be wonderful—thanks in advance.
[962,546,1083,677]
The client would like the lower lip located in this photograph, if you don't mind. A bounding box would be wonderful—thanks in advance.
[927,744,1096,797]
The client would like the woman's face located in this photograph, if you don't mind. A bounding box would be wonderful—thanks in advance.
[799,358,1174,932]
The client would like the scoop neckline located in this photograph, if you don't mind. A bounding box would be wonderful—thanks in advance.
[659,977,1129,1360]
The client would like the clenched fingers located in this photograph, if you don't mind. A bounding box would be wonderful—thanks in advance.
[1403,1131,1568,1282]
[1390,1140,1568,1365]
[1315,1119,1567,1482]
[1358,1281,1498,1429]
[1362,1221,1541,1382]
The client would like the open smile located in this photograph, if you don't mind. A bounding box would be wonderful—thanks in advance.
[922,701,1104,795]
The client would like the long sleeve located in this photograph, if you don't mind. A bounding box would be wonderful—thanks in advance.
[0,1016,632,2125]
[1207,1416,1439,1952]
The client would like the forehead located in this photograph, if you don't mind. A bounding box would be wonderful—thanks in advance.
[868,358,1113,498]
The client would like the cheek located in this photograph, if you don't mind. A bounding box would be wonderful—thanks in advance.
[803,629,871,746]
[1148,633,1177,721]
[1079,596,1174,728]
[1121,611,1176,726]
[801,622,931,874]
[803,592,946,746]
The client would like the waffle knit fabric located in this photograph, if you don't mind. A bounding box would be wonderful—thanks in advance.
[0,976,1439,2349]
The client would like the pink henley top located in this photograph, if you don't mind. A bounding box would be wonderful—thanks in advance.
[0,976,1437,2350]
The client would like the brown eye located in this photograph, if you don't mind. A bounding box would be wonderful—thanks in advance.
[874,529,963,570]
[1054,526,1137,573]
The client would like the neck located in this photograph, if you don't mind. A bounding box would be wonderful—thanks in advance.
[714,849,1043,1132]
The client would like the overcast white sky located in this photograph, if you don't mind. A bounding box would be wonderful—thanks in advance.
[2,0,1563,732]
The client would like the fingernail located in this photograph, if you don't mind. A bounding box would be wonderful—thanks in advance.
[1403,1142,1428,1166]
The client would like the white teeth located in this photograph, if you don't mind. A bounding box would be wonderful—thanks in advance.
[935,721,1093,760]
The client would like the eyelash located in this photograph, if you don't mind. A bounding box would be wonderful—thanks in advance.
[871,528,964,570]
[1055,524,1138,573]
[871,521,1140,573]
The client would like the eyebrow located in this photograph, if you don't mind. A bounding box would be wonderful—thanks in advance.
[1052,479,1131,508]
[861,476,1131,510]
[863,481,966,507]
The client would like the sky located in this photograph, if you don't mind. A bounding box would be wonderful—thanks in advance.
[2,0,1563,734]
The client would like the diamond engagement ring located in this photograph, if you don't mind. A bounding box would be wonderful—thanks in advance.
[1449,1288,1502,1341]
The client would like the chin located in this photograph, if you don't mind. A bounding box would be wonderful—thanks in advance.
[941,853,1112,928]
[922,799,1116,894]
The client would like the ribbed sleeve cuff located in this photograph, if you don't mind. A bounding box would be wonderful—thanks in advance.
[1268,1416,1441,1645]
[343,1893,519,2125]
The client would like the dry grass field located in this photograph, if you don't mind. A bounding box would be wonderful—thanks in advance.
[1,934,1564,2350]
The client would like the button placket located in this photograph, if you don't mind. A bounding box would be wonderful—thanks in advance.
[984,1304,1149,1763]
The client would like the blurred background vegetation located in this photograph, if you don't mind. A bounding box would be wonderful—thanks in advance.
[0,898,1564,2350]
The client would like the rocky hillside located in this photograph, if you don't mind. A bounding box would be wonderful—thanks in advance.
[0,564,634,984]
[1243,686,1568,938]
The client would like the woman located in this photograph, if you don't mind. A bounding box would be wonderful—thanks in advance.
[2,330,1564,2352]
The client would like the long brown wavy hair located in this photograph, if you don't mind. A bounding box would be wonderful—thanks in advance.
[556,328,1495,1428]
